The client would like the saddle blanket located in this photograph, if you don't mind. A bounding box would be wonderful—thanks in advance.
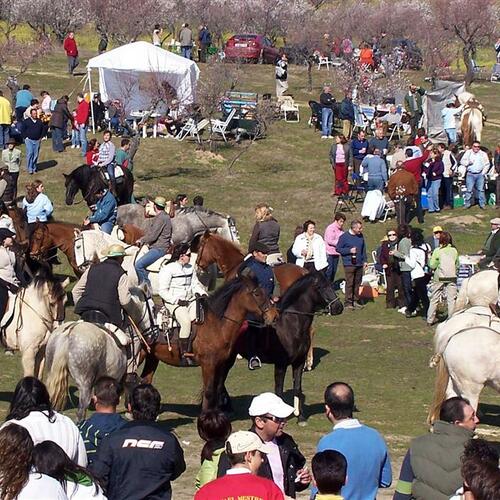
[104,165,125,179]
[75,320,131,346]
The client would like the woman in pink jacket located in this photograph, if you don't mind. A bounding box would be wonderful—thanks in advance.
[323,212,346,282]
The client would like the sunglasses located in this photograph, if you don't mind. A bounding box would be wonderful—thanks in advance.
[262,414,287,424]
[387,233,397,237]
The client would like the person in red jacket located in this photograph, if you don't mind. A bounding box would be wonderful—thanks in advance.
[195,431,284,500]
[403,145,432,224]
[63,31,79,75]
[75,93,89,155]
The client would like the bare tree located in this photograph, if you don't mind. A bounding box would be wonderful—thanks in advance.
[0,36,52,77]
[430,0,498,85]
[0,0,22,39]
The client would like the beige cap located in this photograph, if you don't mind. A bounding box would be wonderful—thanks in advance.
[226,431,271,454]
[153,196,166,208]
[102,244,126,258]
[490,218,500,225]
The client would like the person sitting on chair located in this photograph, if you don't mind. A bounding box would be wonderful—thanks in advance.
[158,243,207,365]
[83,186,117,235]
[73,244,132,329]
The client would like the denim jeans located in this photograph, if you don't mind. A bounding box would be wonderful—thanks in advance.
[78,124,88,154]
[442,177,453,207]
[71,130,80,147]
[52,127,64,152]
[100,221,114,234]
[445,128,457,144]
[25,138,40,173]
[181,46,192,59]
[427,179,441,212]
[135,248,166,284]
[326,254,340,283]
[367,178,384,191]
[0,124,9,149]
[321,107,333,136]
[464,172,485,208]
[401,270,413,307]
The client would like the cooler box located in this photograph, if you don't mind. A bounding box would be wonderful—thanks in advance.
[453,195,465,208]
[421,188,428,210]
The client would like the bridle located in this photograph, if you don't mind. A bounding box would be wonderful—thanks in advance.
[222,282,274,325]
[282,279,341,317]
[195,233,243,278]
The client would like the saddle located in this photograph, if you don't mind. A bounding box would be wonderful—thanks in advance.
[79,310,131,346]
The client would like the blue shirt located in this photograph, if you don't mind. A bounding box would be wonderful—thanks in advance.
[360,155,388,182]
[351,138,369,160]
[336,231,367,267]
[314,420,392,500]
[241,257,274,297]
[441,107,459,129]
[22,193,53,223]
[89,189,117,225]
[15,89,34,109]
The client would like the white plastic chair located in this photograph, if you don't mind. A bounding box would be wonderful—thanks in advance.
[176,118,209,143]
[210,108,236,142]
[317,56,331,70]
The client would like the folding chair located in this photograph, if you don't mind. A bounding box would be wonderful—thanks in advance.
[333,193,356,213]
[318,56,331,70]
[350,172,367,203]
[176,119,196,141]
[353,104,369,134]
[382,198,396,222]
[210,108,236,142]
[359,105,376,134]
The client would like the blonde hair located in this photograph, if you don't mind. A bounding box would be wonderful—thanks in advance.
[254,204,273,222]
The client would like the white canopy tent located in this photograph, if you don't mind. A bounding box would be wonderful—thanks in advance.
[86,41,200,132]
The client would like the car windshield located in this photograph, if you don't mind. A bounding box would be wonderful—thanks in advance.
[233,35,257,41]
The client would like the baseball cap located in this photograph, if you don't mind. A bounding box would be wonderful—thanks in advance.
[226,431,271,454]
[490,218,500,225]
[248,392,294,418]
[433,226,443,233]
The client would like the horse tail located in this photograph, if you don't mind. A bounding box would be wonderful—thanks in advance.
[46,328,72,411]
[454,277,469,312]
[427,353,450,425]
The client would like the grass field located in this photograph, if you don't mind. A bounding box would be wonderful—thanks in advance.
[0,47,499,499]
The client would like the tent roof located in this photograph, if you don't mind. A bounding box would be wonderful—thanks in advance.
[87,41,198,74]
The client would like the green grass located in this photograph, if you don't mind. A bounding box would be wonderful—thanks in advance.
[0,50,499,499]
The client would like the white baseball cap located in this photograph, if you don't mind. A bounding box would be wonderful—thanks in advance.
[248,392,294,418]
[226,431,271,454]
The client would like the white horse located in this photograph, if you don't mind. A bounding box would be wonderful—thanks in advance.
[454,269,498,311]
[44,288,152,422]
[2,269,68,378]
[428,307,500,423]
[458,91,485,146]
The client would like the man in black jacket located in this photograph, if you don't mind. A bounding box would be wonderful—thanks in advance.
[217,392,311,498]
[90,384,186,500]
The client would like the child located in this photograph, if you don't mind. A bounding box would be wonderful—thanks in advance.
[77,376,126,463]
[312,449,347,500]
[70,109,80,148]
[86,138,100,167]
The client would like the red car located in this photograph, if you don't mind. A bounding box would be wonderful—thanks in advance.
[224,34,280,64]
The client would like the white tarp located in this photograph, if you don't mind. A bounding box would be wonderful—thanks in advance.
[421,79,465,143]
[87,41,199,113]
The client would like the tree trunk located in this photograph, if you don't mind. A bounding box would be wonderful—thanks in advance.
[462,45,474,86]
[307,60,313,92]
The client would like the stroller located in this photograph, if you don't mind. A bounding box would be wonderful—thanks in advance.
[308,100,323,130]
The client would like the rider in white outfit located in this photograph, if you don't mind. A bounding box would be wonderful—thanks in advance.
[158,243,207,362]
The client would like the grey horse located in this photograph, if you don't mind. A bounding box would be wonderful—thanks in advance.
[116,204,239,244]
[44,288,152,421]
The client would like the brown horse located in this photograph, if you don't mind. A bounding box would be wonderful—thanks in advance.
[8,207,29,247]
[119,223,144,245]
[29,222,82,275]
[193,231,317,369]
[141,275,278,411]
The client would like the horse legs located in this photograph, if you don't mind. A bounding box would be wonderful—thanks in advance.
[201,360,220,411]
[305,327,315,371]
[140,353,160,384]
[274,364,287,399]
[75,378,93,423]
[34,344,46,380]
[21,345,37,377]
[217,355,237,413]
[292,361,307,424]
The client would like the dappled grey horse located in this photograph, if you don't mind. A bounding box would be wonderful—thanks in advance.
[116,204,239,244]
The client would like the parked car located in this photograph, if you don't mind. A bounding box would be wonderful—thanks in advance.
[224,34,280,64]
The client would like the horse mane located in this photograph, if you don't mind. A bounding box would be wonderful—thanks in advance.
[178,206,228,218]
[32,265,65,302]
[208,276,254,319]
[278,273,317,311]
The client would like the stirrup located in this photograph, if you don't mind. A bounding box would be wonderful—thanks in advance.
[248,356,262,371]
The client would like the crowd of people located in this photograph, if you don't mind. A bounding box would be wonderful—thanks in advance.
[0,375,498,499]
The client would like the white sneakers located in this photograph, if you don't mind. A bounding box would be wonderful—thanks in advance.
[397,306,407,314]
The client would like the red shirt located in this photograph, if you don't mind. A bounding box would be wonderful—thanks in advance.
[63,37,78,57]
[403,149,430,184]
[76,100,90,125]
[195,470,284,500]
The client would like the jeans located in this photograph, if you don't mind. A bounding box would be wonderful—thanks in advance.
[464,172,485,208]
[367,178,384,191]
[78,124,88,154]
[321,107,333,136]
[52,127,64,152]
[100,221,114,234]
[67,55,79,74]
[427,179,441,212]
[401,270,413,307]
[25,138,40,173]
[71,130,80,147]
[326,254,340,283]
[445,128,457,144]
[135,248,166,284]
[181,46,192,59]
[107,163,116,183]
[442,177,453,207]
[0,124,9,149]
[407,276,430,316]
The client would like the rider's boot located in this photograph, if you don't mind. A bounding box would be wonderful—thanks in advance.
[179,338,195,366]
[489,302,500,317]
[108,180,117,197]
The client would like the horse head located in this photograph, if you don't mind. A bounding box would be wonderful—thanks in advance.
[63,172,79,206]
[29,223,50,260]
[239,272,278,325]
[194,230,213,270]
[311,272,343,315]
[32,266,68,324]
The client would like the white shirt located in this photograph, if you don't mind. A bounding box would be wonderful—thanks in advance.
[333,418,363,430]
[66,480,107,500]
[1,411,87,466]
[158,261,207,304]
[460,149,490,174]
[265,439,285,493]
[0,245,18,285]
[292,233,328,271]
[404,246,428,280]
[17,472,68,500]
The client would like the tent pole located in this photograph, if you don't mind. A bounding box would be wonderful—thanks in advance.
[88,68,95,134]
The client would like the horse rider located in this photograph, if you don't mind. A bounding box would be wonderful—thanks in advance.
[97,130,116,194]
[73,244,132,329]
[134,196,172,293]
[158,243,207,365]
[248,204,282,266]
[239,242,275,370]
[0,228,19,322]
[83,186,117,235]
[478,217,500,270]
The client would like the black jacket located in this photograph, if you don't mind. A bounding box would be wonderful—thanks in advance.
[49,99,72,129]
[90,421,186,500]
[217,428,308,498]
[248,219,281,254]
[21,117,45,140]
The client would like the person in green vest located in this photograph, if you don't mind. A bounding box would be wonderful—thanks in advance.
[393,396,479,500]
[404,83,425,139]
[114,138,131,171]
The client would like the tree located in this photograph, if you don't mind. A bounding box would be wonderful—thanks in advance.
[0,35,52,76]
[0,0,22,39]
[431,0,498,85]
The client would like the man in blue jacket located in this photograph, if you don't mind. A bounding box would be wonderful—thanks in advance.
[351,130,369,174]
[336,219,367,309]
[84,187,117,234]
[339,93,355,140]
